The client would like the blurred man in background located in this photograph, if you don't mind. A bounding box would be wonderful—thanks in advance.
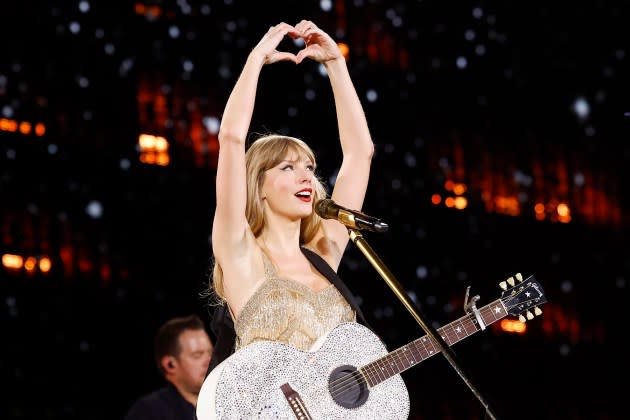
[124,314,213,420]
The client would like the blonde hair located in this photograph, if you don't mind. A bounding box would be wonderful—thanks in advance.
[208,134,329,304]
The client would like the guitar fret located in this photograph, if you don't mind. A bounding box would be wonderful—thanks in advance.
[365,361,378,386]
[401,346,412,364]
[392,348,408,374]
[374,358,386,383]
[378,356,389,383]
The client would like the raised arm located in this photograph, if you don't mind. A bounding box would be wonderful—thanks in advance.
[295,20,375,268]
[212,23,298,299]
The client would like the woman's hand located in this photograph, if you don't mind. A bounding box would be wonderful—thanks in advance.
[251,22,300,65]
[294,20,343,64]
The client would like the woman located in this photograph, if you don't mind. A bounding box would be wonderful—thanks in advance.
[197,19,413,420]
[197,16,409,420]
[207,19,375,365]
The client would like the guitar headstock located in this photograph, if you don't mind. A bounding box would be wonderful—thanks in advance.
[499,273,547,322]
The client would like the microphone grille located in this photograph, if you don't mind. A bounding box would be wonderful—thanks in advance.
[314,198,335,218]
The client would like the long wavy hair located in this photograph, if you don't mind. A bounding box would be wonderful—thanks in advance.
[208,134,329,304]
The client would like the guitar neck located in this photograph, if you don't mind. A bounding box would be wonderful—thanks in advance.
[361,298,506,387]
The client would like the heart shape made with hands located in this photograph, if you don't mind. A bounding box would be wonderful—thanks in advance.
[264,21,337,65]
[275,34,309,62]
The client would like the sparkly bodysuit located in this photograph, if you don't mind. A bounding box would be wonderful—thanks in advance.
[234,252,356,352]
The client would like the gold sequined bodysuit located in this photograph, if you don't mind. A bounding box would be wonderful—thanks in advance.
[234,251,356,352]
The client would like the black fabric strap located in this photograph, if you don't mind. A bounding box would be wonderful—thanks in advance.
[206,246,371,374]
[207,303,234,373]
[299,247,372,330]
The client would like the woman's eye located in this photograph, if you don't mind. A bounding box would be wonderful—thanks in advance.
[281,165,293,171]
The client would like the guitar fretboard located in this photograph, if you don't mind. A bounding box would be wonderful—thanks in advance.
[360,299,507,387]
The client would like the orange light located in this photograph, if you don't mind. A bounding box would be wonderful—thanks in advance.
[494,196,520,216]
[156,152,170,166]
[557,202,570,217]
[454,196,468,210]
[148,5,162,18]
[39,257,52,273]
[338,42,349,59]
[138,134,157,150]
[35,122,46,136]
[500,318,527,334]
[431,194,442,205]
[138,134,170,165]
[0,118,18,132]
[141,153,156,164]
[453,183,467,195]
[154,136,169,152]
[138,134,168,152]
[19,121,32,135]
[24,256,37,273]
[444,197,455,208]
[2,254,23,270]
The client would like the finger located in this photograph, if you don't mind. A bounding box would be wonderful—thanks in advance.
[294,19,309,32]
[273,51,298,64]
[267,22,295,39]
[296,20,316,30]
[295,20,318,37]
[275,21,300,38]
[262,23,299,50]
[295,45,318,64]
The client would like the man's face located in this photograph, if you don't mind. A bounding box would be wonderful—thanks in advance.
[173,329,213,393]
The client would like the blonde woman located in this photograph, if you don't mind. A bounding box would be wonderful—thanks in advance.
[208,19,374,367]
[197,20,408,420]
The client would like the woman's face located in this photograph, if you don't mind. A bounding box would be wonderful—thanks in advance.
[261,150,315,220]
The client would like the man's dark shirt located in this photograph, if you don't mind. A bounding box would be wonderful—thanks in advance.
[123,383,196,420]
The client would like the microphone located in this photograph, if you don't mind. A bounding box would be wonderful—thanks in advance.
[314,199,388,233]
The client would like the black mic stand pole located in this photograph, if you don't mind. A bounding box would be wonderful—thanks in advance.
[347,228,500,420]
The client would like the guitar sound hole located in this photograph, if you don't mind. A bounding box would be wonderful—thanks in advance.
[328,365,369,409]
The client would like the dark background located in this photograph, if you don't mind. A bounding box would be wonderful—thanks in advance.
[1,1,628,419]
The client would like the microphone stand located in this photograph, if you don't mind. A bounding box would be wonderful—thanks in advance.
[347,228,500,420]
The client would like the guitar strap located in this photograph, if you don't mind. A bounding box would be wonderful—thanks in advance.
[300,247,372,329]
[206,246,372,374]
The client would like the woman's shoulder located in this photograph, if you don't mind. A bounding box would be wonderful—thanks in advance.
[220,239,268,312]
[303,235,343,271]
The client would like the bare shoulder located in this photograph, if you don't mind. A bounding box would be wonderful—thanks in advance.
[215,233,267,315]
[304,231,344,272]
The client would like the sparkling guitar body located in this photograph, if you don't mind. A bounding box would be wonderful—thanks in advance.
[196,322,410,420]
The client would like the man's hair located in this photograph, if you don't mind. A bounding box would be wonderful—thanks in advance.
[153,314,205,375]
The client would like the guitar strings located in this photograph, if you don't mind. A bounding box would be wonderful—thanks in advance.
[319,290,523,401]
[325,308,492,399]
[324,283,538,399]
[326,292,522,400]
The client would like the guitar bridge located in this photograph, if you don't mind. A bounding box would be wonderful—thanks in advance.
[280,383,313,420]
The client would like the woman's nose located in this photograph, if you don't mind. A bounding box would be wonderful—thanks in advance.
[297,169,311,183]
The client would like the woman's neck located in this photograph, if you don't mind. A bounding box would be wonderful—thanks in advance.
[258,227,302,258]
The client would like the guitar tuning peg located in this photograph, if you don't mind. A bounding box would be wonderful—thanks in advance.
[499,281,507,290]
[519,314,527,323]
[516,273,523,282]
[534,307,542,316]
[507,277,515,287]
[526,310,534,320]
